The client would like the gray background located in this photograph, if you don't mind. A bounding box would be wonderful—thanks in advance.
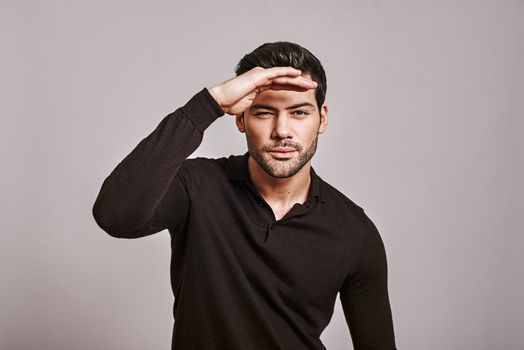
[2,0,523,349]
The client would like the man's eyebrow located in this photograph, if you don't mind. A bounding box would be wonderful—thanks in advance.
[249,102,316,112]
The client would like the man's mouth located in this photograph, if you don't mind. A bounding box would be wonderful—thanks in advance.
[267,147,298,159]
[271,147,296,153]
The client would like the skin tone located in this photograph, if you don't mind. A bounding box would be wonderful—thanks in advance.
[208,67,328,220]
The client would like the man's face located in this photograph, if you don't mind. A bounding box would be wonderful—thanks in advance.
[235,75,328,178]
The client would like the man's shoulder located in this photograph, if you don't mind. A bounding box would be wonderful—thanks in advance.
[173,154,244,196]
[317,175,364,213]
[180,154,244,176]
[316,173,376,226]
[316,175,380,238]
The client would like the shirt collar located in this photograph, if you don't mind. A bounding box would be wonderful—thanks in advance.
[226,152,325,203]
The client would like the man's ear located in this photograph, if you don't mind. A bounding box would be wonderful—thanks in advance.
[235,112,246,133]
[318,104,328,134]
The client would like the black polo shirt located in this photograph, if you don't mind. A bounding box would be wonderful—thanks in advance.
[92,88,397,350]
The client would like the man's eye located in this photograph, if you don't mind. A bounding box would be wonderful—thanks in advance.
[255,112,273,117]
[292,110,309,117]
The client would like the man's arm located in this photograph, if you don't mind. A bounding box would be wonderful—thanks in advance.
[92,67,318,239]
[92,88,224,238]
[339,212,397,350]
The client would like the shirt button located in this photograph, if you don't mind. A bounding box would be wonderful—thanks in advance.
[258,202,264,207]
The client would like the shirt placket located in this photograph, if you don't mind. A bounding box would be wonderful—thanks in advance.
[244,181,316,245]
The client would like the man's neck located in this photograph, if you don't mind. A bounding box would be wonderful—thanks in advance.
[247,156,311,220]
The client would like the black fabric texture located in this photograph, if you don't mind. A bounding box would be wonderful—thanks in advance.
[92,87,397,350]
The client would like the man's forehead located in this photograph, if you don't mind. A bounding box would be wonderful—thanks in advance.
[252,88,316,109]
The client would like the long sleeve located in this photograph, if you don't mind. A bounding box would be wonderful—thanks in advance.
[339,212,397,350]
[92,87,224,238]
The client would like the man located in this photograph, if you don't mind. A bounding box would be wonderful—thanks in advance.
[92,41,397,350]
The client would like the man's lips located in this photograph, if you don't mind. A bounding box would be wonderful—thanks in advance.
[269,147,297,153]
[267,147,298,159]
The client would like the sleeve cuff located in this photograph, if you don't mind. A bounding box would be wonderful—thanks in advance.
[180,87,225,132]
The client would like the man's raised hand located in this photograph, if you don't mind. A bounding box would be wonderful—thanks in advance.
[208,66,318,116]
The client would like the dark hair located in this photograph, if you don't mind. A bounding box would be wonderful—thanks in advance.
[234,41,327,111]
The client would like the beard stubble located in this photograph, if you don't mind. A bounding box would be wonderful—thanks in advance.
[246,134,319,178]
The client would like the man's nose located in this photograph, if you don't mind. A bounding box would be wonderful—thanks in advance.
[271,115,292,139]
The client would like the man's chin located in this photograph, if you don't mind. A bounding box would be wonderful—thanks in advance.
[262,159,301,178]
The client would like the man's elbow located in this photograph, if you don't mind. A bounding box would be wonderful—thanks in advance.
[92,201,132,239]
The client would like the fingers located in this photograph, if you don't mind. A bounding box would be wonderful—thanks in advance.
[262,66,302,79]
[256,75,317,94]
[251,66,317,89]
[258,83,313,93]
[268,75,317,88]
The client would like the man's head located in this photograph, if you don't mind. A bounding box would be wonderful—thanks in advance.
[234,41,329,178]
[234,41,327,111]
